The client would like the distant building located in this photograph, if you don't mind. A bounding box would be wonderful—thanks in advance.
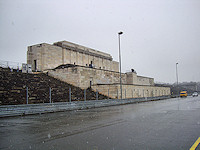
[27,40,170,98]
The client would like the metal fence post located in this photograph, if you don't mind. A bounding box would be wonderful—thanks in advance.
[132,90,133,98]
[17,63,19,72]
[117,89,118,99]
[69,88,71,102]
[26,87,28,104]
[143,89,144,97]
[96,89,98,100]
[49,87,51,103]
[84,89,86,101]
[125,89,126,99]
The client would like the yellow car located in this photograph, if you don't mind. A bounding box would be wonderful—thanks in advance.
[180,91,187,97]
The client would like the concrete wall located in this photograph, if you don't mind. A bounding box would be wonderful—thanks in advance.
[55,41,112,60]
[49,67,81,88]
[48,66,127,89]
[27,43,63,71]
[92,84,170,99]
[47,66,170,99]
[48,66,156,89]
[27,41,119,72]
[126,72,154,86]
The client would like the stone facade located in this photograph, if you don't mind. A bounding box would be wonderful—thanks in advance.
[48,66,155,89]
[92,84,170,99]
[126,72,154,86]
[48,65,171,98]
[27,41,119,72]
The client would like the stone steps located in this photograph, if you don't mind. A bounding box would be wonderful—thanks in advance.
[0,67,108,105]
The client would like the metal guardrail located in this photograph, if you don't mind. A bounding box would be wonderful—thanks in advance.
[0,95,171,118]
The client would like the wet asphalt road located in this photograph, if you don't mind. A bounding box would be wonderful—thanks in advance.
[0,96,200,150]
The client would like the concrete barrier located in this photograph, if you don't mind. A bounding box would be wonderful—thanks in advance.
[0,96,170,118]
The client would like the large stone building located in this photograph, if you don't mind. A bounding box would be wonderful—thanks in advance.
[27,41,119,72]
[27,40,170,99]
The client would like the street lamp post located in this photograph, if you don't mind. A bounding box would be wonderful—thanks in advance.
[118,31,123,100]
[176,63,179,95]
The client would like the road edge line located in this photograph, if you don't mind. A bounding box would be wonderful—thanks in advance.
[190,137,200,150]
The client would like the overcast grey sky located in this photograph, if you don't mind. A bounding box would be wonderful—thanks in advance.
[0,0,200,83]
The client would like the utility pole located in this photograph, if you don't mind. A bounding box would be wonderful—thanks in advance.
[118,31,123,100]
[176,63,179,95]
